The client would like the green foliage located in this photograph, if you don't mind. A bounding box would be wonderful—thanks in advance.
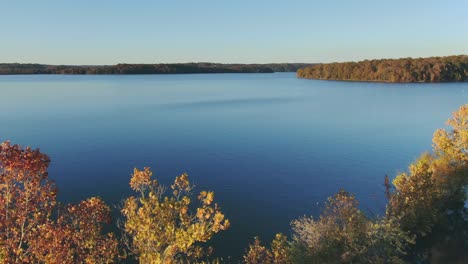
[297,55,468,82]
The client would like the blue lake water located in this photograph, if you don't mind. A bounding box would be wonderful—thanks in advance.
[0,73,467,259]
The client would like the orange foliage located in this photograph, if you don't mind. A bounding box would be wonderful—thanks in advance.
[0,141,118,263]
[244,234,291,264]
[29,197,119,264]
[0,141,56,263]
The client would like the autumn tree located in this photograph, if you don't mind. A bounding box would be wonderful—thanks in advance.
[387,105,468,234]
[121,168,230,264]
[432,104,468,202]
[0,141,118,263]
[290,190,411,264]
[297,55,468,83]
[0,141,56,262]
[243,234,291,264]
[290,190,370,263]
[386,153,441,237]
[386,104,468,262]
[29,197,119,264]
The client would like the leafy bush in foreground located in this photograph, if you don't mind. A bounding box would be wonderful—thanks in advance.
[121,168,230,264]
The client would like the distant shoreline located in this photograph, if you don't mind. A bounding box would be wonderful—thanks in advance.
[297,55,467,83]
[298,76,468,84]
[0,63,315,75]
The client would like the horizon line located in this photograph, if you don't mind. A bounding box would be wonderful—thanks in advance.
[1,54,466,67]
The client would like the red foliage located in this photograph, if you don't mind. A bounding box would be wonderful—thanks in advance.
[0,141,118,263]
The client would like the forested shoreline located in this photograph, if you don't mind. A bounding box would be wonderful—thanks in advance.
[0,63,313,75]
[297,55,468,82]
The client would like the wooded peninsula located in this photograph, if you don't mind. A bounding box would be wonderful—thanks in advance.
[0,63,313,75]
[297,55,468,82]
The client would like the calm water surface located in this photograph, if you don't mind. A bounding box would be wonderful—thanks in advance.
[0,73,467,259]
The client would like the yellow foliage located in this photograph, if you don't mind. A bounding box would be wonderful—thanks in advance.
[433,104,468,163]
[387,105,468,238]
[122,168,229,264]
[392,173,407,191]
[130,167,154,193]
[244,234,291,264]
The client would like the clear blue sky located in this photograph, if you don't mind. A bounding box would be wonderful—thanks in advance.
[1,0,467,64]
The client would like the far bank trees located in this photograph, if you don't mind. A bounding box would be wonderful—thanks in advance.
[297,55,468,82]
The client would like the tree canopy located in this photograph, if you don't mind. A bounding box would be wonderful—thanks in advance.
[0,142,118,263]
[297,55,468,82]
[121,168,230,264]
[0,63,314,75]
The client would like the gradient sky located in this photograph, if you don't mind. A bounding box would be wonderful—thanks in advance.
[1,0,467,64]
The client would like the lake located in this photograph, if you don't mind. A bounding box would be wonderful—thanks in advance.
[0,73,466,259]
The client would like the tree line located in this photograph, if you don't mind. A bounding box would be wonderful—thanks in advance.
[1,104,467,263]
[0,63,314,75]
[297,55,468,82]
